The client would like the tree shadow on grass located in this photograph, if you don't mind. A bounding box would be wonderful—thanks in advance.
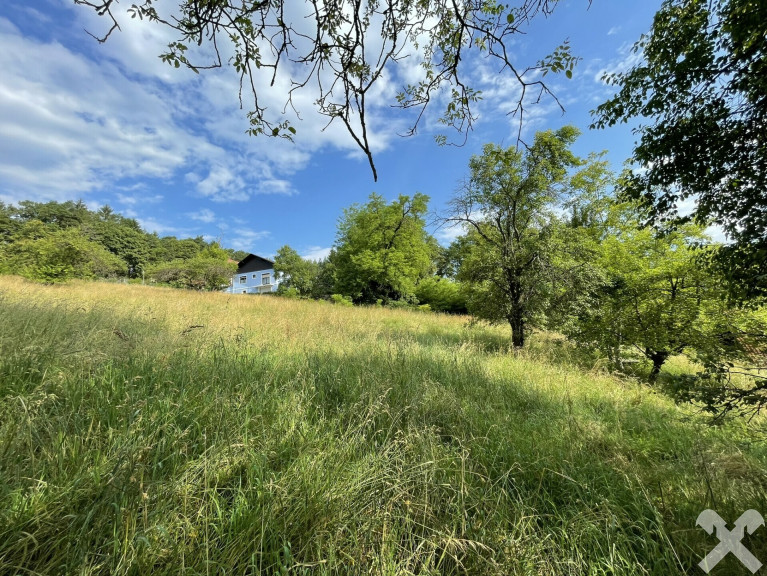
[2,300,766,575]
[297,344,767,575]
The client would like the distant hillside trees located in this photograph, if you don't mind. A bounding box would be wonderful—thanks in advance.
[83,209,153,277]
[0,200,235,289]
[0,220,126,282]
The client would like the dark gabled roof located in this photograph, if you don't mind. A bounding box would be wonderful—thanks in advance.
[237,254,274,274]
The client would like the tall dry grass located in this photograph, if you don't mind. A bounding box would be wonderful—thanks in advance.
[1,276,765,575]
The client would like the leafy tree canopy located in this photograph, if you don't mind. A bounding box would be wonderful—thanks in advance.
[592,0,767,299]
[0,223,126,282]
[273,245,320,297]
[414,277,467,314]
[145,243,237,290]
[332,192,435,303]
[569,203,717,380]
[567,200,767,420]
[13,200,90,229]
[0,200,242,288]
[76,0,581,179]
[445,127,608,347]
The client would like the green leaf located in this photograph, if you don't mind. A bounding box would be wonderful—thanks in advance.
[565,69,573,79]
[506,12,514,24]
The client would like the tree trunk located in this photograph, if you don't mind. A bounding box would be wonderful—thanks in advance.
[647,349,669,383]
[509,307,525,348]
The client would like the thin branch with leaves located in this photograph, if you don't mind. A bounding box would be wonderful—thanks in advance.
[74,0,584,180]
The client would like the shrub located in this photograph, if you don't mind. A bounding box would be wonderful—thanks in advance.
[414,277,467,314]
[330,293,354,306]
[277,286,301,299]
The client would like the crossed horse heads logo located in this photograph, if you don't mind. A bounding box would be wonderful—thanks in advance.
[697,509,764,573]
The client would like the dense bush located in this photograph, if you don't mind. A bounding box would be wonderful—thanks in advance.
[414,277,467,314]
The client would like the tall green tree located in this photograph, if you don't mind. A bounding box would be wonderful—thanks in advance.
[12,200,90,229]
[592,0,767,299]
[445,127,606,347]
[84,208,153,278]
[0,202,18,245]
[568,201,767,392]
[153,236,204,262]
[273,245,320,297]
[311,257,337,300]
[572,211,715,380]
[76,0,581,179]
[333,193,435,303]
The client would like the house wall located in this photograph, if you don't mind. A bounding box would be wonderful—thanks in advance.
[225,268,280,294]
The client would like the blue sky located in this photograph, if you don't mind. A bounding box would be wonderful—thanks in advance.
[0,0,661,260]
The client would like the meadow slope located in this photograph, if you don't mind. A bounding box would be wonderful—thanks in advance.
[0,276,765,575]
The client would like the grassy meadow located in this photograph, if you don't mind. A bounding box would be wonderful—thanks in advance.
[1,275,766,575]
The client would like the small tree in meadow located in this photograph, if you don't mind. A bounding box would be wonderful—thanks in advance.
[445,127,608,347]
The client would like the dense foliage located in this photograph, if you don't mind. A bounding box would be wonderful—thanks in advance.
[0,200,237,289]
[592,0,767,299]
[445,128,607,347]
[331,193,437,304]
[273,245,321,298]
[567,204,720,380]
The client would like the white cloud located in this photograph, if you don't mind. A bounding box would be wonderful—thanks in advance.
[1,2,584,220]
[592,43,643,84]
[196,164,249,202]
[117,192,163,205]
[301,246,331,261]
[188,208,217,223]
[0,17,199,201]
[0,9,396,209]
[434,221,467,245]
[227,228,271,252]
[607,26,621,36]
[258,179,296,196]
[466,58,563,141]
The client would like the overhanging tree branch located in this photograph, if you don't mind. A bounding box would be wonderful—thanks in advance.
[75,0,583,181]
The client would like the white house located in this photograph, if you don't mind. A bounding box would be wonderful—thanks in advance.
[224,254,280,294]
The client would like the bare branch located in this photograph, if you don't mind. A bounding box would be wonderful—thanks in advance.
[74,0,121,43]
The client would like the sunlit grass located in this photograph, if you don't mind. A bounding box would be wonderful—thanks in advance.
[1,276,765,575]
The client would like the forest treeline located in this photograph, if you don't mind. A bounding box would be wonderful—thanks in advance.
[0,201,246,290]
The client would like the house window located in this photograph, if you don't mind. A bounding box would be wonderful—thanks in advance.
[242,290,247,294]
[262,273,271,285]
[252,274,257,279]
[239,276,247,284]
